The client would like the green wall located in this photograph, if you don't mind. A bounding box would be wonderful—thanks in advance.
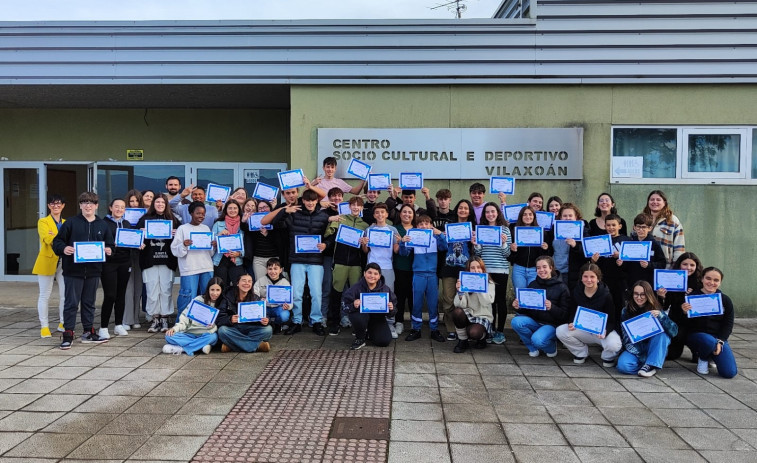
[291,84,757,315]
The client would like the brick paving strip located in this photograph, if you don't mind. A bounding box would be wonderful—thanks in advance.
[194,349,392,462]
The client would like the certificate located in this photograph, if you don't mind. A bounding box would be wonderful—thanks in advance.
[445,222,472,243]
[573,306,608,335]
[123,208,146,226]
[73,241,106,263]
[490,176,515,195]
[338,202,362,217]
[347,158,371,180]
[368,228,393,248]
[277,168,306,190]
[185,299,219,327]
[514,227,543,247]
[399,172,423,189]
[115,228,144,249]
[516,288,546,310]
[622,311,664,344]
[503,203,527,223]
[360,293,389,314]
[459,272,488,293]
[654,269,687,292]
[535,211,555,230]
[266,285,292,305]
[685,293,724,318]
[252,182,279,202]
[206,183,231,203]
[554,220,584,240]
[406,228,432,248]
[189,232,213,250]
[295,235,321,253]
[367,173,391,191]
[145,220,172,239]
[582,235,613,257]
[217,233,243,253]
[335,224,364,248]
[619,241,651,262]
[238,301,267,323]
[475,225,502,246]
[248,212,272,231]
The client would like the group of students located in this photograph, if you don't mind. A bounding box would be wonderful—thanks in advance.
[32,158,737,378]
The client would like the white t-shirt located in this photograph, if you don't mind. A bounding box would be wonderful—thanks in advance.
[366,224,395,269]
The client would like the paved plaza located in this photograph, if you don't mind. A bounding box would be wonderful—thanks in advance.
[0,282,754,462]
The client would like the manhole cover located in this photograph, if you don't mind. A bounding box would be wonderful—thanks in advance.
[329,417,390,440]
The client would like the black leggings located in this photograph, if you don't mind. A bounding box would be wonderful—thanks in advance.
[489,273,509,331]
[348,312,392,347]
[214,257,246,287]
[394,269,413,323]
[100,261,130,327]
[451,307,487,341]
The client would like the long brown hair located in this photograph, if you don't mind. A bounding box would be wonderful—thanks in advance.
[627,280,661,314]
[643,190,673,224]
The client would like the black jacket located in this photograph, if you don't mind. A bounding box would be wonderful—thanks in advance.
[686,289,734,342]
[516,272,571,326]
[507,229,554,268]
[341,276,398,316]
[385,196,437,225]
[621,233,667,288]
[136,214,180,271]
[104,216,133,265]
[571,281,618,334]
[52,214,115,278]
[272,206,330,266]
[215,287,264,327]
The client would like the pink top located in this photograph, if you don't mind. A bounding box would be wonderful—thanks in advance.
[318,177,353,194]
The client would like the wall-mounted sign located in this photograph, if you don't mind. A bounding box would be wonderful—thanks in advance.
[126,149,144,161]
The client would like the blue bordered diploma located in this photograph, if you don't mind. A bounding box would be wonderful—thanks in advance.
[123,208,146,226]
[582,234,613,257]
[337,202,362,217]
[475,225,502,246]
[620,241,651,262]
[347,158,371,180]
[445,222,472,243]
[514,226,543,247]
[206,183,231,203]
[188,232,213,250]
[554,220,584,240]
[295,235,321,253]
[266,285,292,305]
[216,233,243,253]
[654,269,687,292]
[685,293,724,318]
[336,224,364,248]
[490,176,515,195]
[238,301,267,323]
[360,292,389,314]
[368,228,393,248]
[367,173,391,191]
[406,228,432,248]
[277,168,306,190]
[252,182,279,202]
[622,311,663,344]
[399,172,423,189]
[145,220,172,239]
[535,211,555,230]
[573,306,608,335]
[73,241,106,263]
[115,228,143,249]
[503,203,527,224]
[185,299,219,326]
[516,288,546,310]
[459,272,488,293]
[248,212,272,231]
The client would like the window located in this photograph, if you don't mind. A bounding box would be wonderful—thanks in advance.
[612,128,676,178]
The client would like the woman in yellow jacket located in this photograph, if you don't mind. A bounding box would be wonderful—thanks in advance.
[32,194,66,338]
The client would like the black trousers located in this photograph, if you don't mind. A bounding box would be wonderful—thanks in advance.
[490,273,509,331]
[100,261,130,327]
[348,311,392,347]
[394,269,413,323]
[63,276,99,332]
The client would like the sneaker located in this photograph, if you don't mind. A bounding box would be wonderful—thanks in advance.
[492,332,506,344]
[328,325,340,336]
[201,344,212,355]
[453,339,469,353]
[59,330,74,350]
[256,341,271,353]
[638,364,657,378]
[114,325,128,336]
[131,324,141,329]
[546,350,558,358]
[447,332,457,341]
[57,322,65,332]
[159,317,169,333]
[351,338,366,350]
[405,330,422,342]
[162,344,183,355]
[430,330,446,343]
[394,322,404,335]
[602,359,616,368]
[40,327,52,338]
[221,343,232,353]
[312,323,326,336]
[81,330,108,344]
[472,339,487,349]
[528,350,540,357]
[284,324,302,335]
[122,324,131,331]
[388,323,398,339]
[697,358,710,375]
[97,328,111,340]
[485,334,494,344]
[340,315,352,328]
[147,319,160,333]
[280,324,290,333]
[573,356,586,364]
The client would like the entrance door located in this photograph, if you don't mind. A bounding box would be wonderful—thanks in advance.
[2,166,43,276]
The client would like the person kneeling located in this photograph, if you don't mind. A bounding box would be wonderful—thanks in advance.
[341,263,398,350]
[452,257,496,353]
[216,274,273,353]
[163,277,223,355]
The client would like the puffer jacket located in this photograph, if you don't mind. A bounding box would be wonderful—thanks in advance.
[341,276,398,316]
[272,205,330,265]
[515,271,571,326]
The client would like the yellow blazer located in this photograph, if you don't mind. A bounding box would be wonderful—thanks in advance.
[32,215,64,275]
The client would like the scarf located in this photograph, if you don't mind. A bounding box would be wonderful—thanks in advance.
[225,215,241,235]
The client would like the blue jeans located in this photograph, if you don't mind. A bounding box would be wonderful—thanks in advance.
[511,265,537,290]
[177,271,213,316]
[511,315,556,354]
[217,324,273,352]
[411,272,439,331]
[290,263,324,325]
[321,256,333,315]
[267,306,291,325]
[617,332,670,374]
[165,332,218,356]
[686,332,738,379]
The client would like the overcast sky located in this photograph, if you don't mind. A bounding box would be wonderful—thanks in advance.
[1,0,503,21]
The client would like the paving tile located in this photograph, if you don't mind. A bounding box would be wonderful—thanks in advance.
[17,357,68,367]
[437,374,485,389]
[546,405,609,425]
[0,411,64,431]
[394,386,440,403]
[57,356,109,367]
[124,396,190,415]
[476,363,523,376]
[99,413,169,435]
[571,378,626,392]
[502,423,566,445]
[558,423,628,447]
[450,443,513,463]
[98,380,159,396]
[0,432,33,454]
[120,368,174,382]
[0,379,24,393]
[698,450,757,463]
[210,368,263,383]
[394,373,438,387]
[537,390,592,407]
[391,402,443,421]
[53,379,113,395]
[585,390,644,408]
[76,366,134,381]
[732,428,757,447]
[155,414,224,436]
[483,375,532,390]
[573,447,643,463]
[394,362,436,374]
[22,394,91,412]
[146,381,207,397]
[519,364,565,377]
[443,403,498,422]
[0,355,33,366]
[388,441,450,463]
[0,393,42,411]
[176,397,238,416]
[74,394,140,414]
[617,378,672,393]
[99,356,152,368]
[709,379,757,395]
[447,422,506,444]
[435,362,478,375]
[561,365,613,378]
[67,433,147,460]
[390,419,447,442]
[166,368,218,383]
[489,389,542,408]
[132,435,214,460]
[4,432,90,458]
[599,407,666,427]
[42,412,119,434]
[674,427,752,451]
[527,377,578,391]
[615,425,690,449]
[632,392,694,409]
[653,408,723,428]
[511,445,580,463]
[33,366,92,380]
[4,379,69,394]
[660,378,723,393]
[182,357,231,370]
[194,381,249,399]
[681,392,748,409]
[0,366,47,379]
[495,404,554,424]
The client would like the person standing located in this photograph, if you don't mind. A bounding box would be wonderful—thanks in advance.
[33,194,66,338]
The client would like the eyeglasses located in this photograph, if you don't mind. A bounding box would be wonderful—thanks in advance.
[48,202,63,207]
[632,293,646,298]
[79,201,97,206]
[634,225,649,229]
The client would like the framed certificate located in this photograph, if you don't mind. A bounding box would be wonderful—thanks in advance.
[266,285,292,305]
[217,233,243,253]
[573,306,608,335]
[185,299,219,327]
[490,176,515,195]
[145,220,173,239]
[514,227,543,247]
[399,172,423,189]
[277,168,306,190]
[582,235,613,257]
[516,288,546,310]
[73,241,106,263]
[238,301,267,323]
[347,158,371,180]
[535,211,555,230]
[367,173,391,191]
[337,202,362,217]
[685,293,724,318]
[189,232,213,250]
[554,220,584,240]
[622,311,664,344]
[252,182,279,202]
[368,228,393,248]
[654,269,687,292]
[360,292,389,313]
[206,183,231,203]
[406,228,432,248]
[503,203,527,224]
[619,241,651,262]
[115,228,143,249]
[459,272,488,293]
[335,224,364,248]
[445,222,472,243]
[248,212,272,231]
[475,225,502,246]
[123,208,146,226]
[295,235,321,253]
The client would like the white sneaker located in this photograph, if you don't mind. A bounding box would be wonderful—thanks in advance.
[57,322,65,332]
[388,323,398,339]
[697,358,710,375]
[132,324,141,329]
[97,328,111,340]
[114,325,128,336]
[122,324,131,331]
[546,350,558,358]
[162,344,183,355]
[528,350,540,357]
[394,322,404,335]
[201,345,212,355]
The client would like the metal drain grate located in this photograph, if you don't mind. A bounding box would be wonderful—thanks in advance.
[330,417,390,440]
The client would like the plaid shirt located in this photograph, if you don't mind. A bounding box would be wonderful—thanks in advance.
[652,214,685,269]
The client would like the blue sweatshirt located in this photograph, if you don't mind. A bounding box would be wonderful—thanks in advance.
[399,233,447,274]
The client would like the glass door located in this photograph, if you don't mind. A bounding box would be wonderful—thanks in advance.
[2,165,44,278]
